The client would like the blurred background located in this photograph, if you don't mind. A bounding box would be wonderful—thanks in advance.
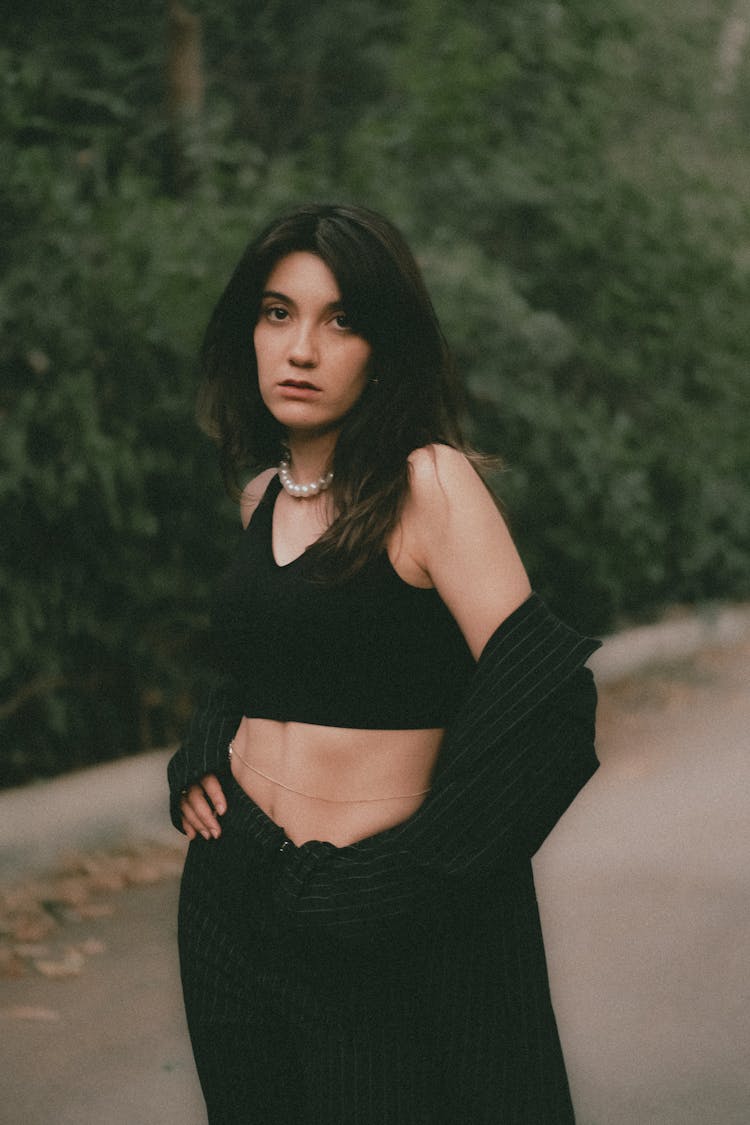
[2,0,749,787]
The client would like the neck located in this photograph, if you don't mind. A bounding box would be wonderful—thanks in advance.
[284,429,338,480]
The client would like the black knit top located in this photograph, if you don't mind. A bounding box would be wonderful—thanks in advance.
[210,474,475,729]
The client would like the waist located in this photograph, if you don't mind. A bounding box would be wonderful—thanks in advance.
[229,717,444,847]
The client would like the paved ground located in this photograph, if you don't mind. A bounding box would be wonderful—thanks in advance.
[0,851,203,1124]
[1,632,749,1124]
[536,636,750,1125]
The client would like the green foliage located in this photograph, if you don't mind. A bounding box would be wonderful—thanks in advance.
[2,0,749,784]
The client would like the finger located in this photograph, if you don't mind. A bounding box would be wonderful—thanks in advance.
[200,774,227,816]
[181,788,221,839]
[181,817,197,841]
[180,799,212,840]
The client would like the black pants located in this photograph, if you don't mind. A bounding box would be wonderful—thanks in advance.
[178,777,575,1124]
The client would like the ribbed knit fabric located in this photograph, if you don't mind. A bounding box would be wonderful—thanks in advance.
[171,593,601,1122]
[210,472,476,729]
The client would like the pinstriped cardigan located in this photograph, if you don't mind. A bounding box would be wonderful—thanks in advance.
[168,592,600,935]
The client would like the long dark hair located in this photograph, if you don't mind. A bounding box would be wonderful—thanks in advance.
[198,202,478,577]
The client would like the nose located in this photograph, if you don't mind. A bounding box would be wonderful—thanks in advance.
[288,321,318,368]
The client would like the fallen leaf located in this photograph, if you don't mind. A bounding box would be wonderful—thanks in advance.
[33,950,85,978]
[2,1005,61,1022]
[44,877,89,906]
[7,912,56,943]
[124,860,165,885]
[0,949,27,979]
[13,943,51,959]
[77,938,106,956]
[74,901,115,920]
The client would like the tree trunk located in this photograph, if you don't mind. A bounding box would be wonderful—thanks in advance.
[165,0,205,195]
[715,2,750,98]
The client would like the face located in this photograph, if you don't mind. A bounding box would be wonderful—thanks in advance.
[254,251,373,439]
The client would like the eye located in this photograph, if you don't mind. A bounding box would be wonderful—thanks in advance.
[262,305,288,322]
[332,312,351,330]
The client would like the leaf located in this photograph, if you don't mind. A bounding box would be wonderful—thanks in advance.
[33,950,85,978]
[2,1006,61,1021]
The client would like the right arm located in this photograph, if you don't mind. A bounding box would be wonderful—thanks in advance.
[167,673,242,838]
[168,468,277,838]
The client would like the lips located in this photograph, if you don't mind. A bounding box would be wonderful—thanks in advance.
[279,379,320,391]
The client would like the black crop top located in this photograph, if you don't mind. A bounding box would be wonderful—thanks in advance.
[210,474,475,729]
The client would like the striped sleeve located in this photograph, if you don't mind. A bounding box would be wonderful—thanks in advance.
[273,593,601,934]
[166,674,243,830]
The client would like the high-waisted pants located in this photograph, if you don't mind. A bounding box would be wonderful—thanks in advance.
[178,776,575,1124]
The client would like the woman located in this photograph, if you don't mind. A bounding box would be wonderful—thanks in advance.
[168,203,600,1124]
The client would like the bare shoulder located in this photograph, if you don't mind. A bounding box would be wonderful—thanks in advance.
[239,467,277,529]
[407,443,494,515]
[405,444,531,657]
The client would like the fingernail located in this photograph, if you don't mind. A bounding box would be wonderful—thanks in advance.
[216,803,225,815]
[211,828,220,839]
[201,830,210,840]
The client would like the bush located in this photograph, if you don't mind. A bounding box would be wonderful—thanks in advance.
[2,0,749,785]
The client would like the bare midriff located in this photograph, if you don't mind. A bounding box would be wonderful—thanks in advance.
[229,716,445,846]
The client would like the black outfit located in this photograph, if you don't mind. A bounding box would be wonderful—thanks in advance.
[210,473,476,729]
[170,475,601,1124]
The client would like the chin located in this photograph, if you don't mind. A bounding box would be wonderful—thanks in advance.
[272,404,348,435]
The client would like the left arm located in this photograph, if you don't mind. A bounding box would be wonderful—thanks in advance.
[400,444,531,658]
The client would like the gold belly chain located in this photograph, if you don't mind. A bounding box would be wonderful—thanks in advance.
[228,740,430,804]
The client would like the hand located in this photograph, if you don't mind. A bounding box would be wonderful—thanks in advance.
[179,774,227,841]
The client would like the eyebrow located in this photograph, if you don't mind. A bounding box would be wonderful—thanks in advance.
[260,289,345,313]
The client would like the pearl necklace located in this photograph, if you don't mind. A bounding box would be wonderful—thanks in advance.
[278,458,333,499]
